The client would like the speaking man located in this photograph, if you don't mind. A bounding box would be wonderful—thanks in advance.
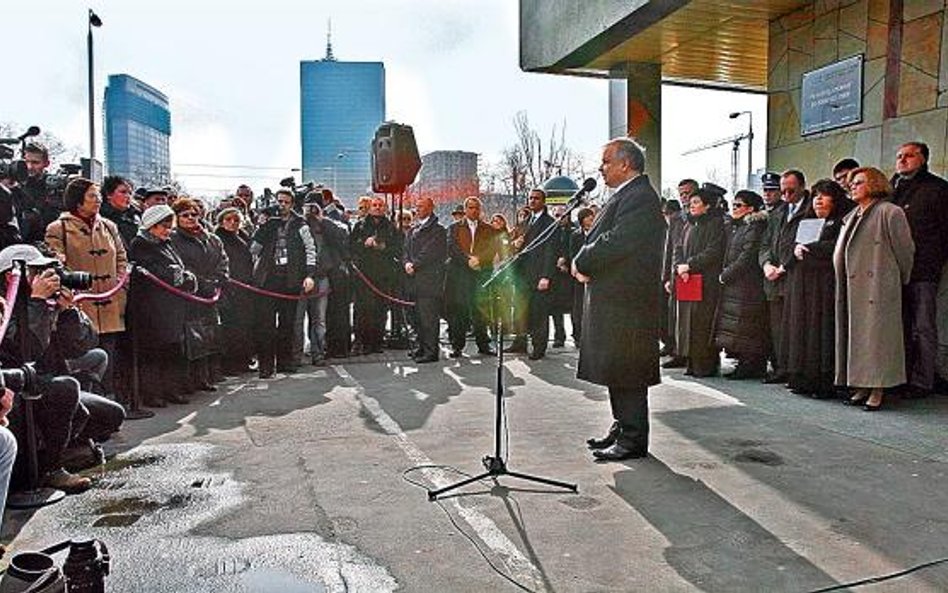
[572,138,665,461]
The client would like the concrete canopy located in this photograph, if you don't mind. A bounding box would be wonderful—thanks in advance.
[521,0,808,91]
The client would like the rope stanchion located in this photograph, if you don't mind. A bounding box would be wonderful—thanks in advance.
[227,277,330,301]
[0,268,21,342]
[137,268,221,305]
[73,269,131,303]
[350,263,415,307]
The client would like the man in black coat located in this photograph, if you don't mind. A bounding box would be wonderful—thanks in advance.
[757,169,810,384]
[515,189,557,360]
[445,197,499,358]
[572,138,665,462]
[891,141,948,396]
[403,197,446,363]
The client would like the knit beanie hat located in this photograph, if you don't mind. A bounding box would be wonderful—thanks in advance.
[141,204,175,230]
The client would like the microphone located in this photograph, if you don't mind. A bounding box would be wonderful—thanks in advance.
[17,126,40,142]
[566,178,597,208]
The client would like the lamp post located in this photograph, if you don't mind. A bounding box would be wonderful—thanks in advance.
[87,9,103,160]
[729,110,753,188]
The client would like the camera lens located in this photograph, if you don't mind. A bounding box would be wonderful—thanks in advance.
[56,269,93,291]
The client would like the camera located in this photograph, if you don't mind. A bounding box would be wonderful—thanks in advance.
[0,363,37,394]
[39,164,83,212]
[260,204,282,218]
[55,268,93,291]
[0,146,28,182]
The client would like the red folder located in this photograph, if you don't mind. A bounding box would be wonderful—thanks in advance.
[675,274,703,302]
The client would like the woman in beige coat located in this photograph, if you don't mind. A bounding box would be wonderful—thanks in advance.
[45,178,128,396]
[834,167,915,410]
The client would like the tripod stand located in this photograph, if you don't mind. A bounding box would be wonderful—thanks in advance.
[427,217,579,500]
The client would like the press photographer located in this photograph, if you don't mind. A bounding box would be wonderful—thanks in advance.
[0,244,125,494]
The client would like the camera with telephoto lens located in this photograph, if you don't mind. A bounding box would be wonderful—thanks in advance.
[0,363,37,394]
[55,267,93,291]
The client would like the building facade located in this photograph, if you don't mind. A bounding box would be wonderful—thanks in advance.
[300,59,385,204]
[414,150,480,205]
[520,0,948,184]
[103,74,171,187]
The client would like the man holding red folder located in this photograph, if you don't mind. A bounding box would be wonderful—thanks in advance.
[572,138,665,462]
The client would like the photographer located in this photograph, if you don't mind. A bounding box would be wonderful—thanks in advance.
[0,244,97,493]
[302,194,349,365]
[45,178,128,401]
[12,142,51,243]
[250,189,316,377]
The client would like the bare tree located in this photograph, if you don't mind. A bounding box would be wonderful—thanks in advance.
[0,122,82,166]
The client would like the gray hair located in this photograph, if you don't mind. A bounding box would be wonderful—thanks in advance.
[609,137,646,173]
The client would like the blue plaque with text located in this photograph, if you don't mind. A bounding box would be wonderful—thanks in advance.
[800,55,863,136]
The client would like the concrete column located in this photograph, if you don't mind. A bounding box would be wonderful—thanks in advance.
[608,62,662,188]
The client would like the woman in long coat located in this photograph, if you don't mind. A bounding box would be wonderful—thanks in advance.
[170,198,229,392]
[215,207,255,375]
[834,167,915,410]
[784,180,853,398]
[46,178,128,397]
[673,189,726,377]
[714,190,768,379]
[128,204,197,407]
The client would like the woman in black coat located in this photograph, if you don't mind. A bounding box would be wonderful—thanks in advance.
[673,188,726,377]
[215,208,255,375]
[128,204,197,407]
[715,190,769,379]
[784,180,854,398]
[170,198,229,391]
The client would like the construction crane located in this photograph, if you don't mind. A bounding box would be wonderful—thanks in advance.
[682,132,751,197]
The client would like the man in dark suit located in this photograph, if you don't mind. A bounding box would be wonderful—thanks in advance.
[404,197,447,363]
[445,197,498,358]
[572,138,666,461]
[757,169,810,384]
[515,189,557,360]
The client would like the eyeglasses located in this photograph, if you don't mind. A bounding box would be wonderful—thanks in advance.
[733,202,748,208]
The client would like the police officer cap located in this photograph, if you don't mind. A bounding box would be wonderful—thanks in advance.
[699,182,727,199]
[761,172,781,190]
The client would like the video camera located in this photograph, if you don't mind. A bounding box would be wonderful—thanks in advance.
[0,362,37,394]
[279,177,323,210]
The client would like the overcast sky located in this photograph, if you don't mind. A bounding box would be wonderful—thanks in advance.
[6,1,766,201]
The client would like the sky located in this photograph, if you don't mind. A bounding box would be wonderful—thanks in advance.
[5,1,766,202]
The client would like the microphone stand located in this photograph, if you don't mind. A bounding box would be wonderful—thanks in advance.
[426,197,586,500]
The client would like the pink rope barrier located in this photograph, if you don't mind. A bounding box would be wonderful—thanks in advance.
[73,269,131,303]
[350,263,415,307]
[0,269,21,341]
[137,268,221,305]
[227,277,331,301]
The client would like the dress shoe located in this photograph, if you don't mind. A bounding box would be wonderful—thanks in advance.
[449,349,463,358]
[843,391,868,406]
[528,350,545,360]
[661,357,687,369]
[478,348,496,357]
[592,443,647,462]
[414,355,439,363]
[586,433,617,450]
[762,372,788,384]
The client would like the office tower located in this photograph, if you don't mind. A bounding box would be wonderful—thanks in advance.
[104,74,171,187]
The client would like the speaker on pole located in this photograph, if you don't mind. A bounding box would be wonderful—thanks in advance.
[371,122,421,194]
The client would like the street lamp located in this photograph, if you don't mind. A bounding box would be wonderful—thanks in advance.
[729,110,753,189]
[87,9,103,160]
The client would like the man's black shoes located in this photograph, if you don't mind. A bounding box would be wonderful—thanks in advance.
[592,443,647,462]
[586,434,616,450]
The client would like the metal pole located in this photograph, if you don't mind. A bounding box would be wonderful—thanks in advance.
[87,19,95,160]
[747,112,754,188]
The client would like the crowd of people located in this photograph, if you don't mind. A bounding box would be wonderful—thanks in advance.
[659,141,948,413]
[0,135,942,538]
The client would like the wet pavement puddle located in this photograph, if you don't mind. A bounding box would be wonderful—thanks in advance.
[10,444,397,592]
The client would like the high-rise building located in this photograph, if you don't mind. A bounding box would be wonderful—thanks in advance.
[103,74,171,187]
[300,38,385,204]
[415,151,479,205]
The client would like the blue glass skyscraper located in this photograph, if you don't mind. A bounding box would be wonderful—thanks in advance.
[300,51,385,204]
[103,74,171,187]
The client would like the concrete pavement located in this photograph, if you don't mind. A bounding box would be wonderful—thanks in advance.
[4,344,948,592]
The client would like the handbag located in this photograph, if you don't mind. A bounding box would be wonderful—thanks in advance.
[675,274,703,302]
[182,318,219,361]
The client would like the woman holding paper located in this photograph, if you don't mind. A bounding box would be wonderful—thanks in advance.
[673,187,726,377]
[834,167,915,411]
[784,180,853,398]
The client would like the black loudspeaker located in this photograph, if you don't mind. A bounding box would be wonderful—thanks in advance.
[371,122,421,194]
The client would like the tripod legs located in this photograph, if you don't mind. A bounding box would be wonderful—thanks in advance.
[427,456,577,500]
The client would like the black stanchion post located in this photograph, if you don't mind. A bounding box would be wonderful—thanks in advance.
[124,268,154,420]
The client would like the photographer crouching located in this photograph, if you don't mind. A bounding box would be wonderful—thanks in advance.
[0,245,125,493]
